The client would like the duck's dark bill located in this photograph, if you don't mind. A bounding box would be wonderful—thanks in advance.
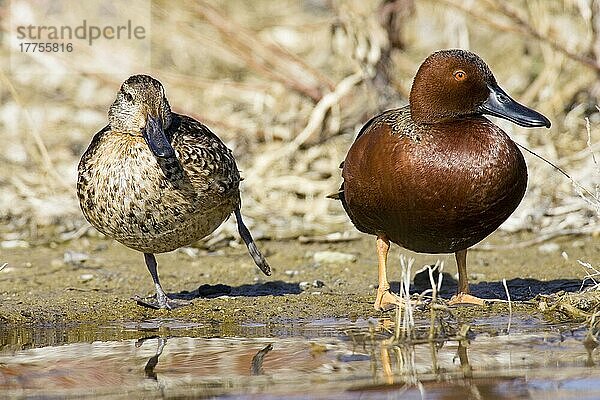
[142,115,175,158]
[479,84,551,128]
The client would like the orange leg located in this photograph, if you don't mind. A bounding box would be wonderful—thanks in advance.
[380,345,394,384]
[448,249,486,306]
[374,235,403,311]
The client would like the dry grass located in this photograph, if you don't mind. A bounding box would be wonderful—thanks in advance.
[0,0,598,245]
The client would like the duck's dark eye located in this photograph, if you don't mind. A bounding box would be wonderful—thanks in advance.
[453,70,467,81]
[123,92,134,102]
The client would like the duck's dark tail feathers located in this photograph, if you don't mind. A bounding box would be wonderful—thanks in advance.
[326,182,344,201]
[235,207,271,276]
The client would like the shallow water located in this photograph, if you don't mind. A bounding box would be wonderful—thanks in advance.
[2,316,600,399]
[2,235,600,397]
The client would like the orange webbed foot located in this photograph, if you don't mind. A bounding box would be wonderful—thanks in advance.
[448,292,487,306]
[374,288,405,311]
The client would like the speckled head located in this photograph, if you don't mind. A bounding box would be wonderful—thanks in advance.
[109,74,175,158]
[409,49,551,128]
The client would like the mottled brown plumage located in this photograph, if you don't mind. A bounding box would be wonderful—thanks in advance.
[77,74,270,309]
[334,49,551,309]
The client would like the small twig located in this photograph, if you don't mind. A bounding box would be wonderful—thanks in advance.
[402,256,414,339]
[502,278,512,334]
[428,260,444,340]
[586,116,600,203]
[395,254,415,341]
[578,259,600,291]
[587,118,599,168]
[0,263,7,272]
[393,302,402,342]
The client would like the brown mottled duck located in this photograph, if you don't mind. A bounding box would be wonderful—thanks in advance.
[77,74,270,309]
[331,49,551,310]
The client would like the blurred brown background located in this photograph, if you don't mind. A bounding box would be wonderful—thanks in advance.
[1,0,599,248]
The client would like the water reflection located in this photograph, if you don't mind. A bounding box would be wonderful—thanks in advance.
[136,336,275,381]
[136,336,166,380]
[251,343,273,375]
[1,317,600,398]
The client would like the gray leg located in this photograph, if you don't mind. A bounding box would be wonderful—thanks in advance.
[144,253,171,309]
[234,207,271,276]
[133,253,191,310]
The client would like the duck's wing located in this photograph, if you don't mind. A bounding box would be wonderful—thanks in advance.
[77,125,110,170]
[170,115,271,276]
[327,106,411,201]
[169,114,242,198]
[77,125,111,201]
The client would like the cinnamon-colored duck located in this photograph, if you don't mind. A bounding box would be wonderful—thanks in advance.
[333,49,551,309]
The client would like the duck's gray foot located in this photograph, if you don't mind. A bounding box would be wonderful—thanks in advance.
[133,294,192,310]
[138,253,192,309]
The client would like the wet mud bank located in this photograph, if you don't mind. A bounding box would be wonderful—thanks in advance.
[0,231,597,327]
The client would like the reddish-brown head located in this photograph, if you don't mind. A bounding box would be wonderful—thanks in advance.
[409,49,550,128]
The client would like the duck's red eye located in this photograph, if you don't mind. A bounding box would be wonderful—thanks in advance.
[454,70,466,81]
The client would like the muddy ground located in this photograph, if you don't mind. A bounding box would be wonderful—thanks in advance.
[0,230,597,328]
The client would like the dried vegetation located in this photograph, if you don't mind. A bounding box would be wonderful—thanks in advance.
[0,0,599,249]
